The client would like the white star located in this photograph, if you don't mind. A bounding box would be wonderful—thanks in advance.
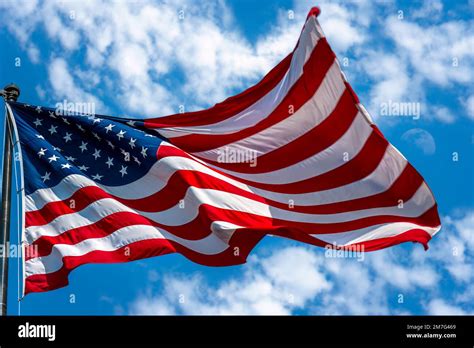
[93,118,102,124]
[65,156,76,162]
[77,124,85,132]
[119,165,128,177]
[92,173,103,181]
[52,146,62,152]
[92,149,101,160]
[106,157,114,168]
[145,134,154,137]
[36,134,44,139]
[92,132,101,140]
[62,117,71,125]
[105,124,115,133]
[37,148,47,158]
[133,156,141,165]
[129,138,136,149]
[117,130,126,140]
[141,146,148,158]
[79,141,88,152]
[63,132,72,142]
[107,140,115,149]
[61,163,72,169]
[33,118,42,127]
[48,125,58,135]
[48,154,59,162]
[41,171,51,182]
[49,111,57,119]
[126,120,136,127]
[78,165,89,171]
[35,106,42,113]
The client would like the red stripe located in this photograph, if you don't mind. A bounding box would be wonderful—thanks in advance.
[198,88,357,173]
[166,39,336,153]
[269,226,433,252]
[25,223,436,294]
[157,129,389,194]
[25,239,176,294]
[351,229,432,251]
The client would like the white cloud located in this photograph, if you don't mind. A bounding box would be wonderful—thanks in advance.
[316,3,365,52]
[1,0,381,116]
[48,57,103,109]
[370,250,438,290]
[431,106,456,124]
[1,0,316,115]
[14,0,471,126]
[411,0,444,21]
[319,259,389,315]
[175,17,267,104]
[254,13,303,70]
[421,211,474,284]
[349,11,474,123]
[42,9,80,51]
[385,16,474,87]
[110,43,150,81]
[293,0,371,54]
[35,85,46,100]
[130,246,331,315]
[462,95,474,120]
[26,44,40,64]
[453,211,474,249]
[427,299,466,315]
[359,51,423,119]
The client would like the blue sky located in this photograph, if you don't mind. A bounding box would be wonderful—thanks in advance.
[0,0,473,315]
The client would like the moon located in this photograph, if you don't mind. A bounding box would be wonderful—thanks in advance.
[401,128,436,155]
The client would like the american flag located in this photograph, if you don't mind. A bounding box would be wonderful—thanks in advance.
[9,8,441,294]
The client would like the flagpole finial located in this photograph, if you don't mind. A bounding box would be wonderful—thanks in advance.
[1,84,20,102]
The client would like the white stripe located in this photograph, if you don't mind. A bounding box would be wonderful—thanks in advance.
[210,221,242,244]
[193,61,346,159]
[25,163,171,212]
[157,17,324,138]
[25,224,232,276]
[205,112,372,182]
[313,222,440,246]
[26,182,435,243]
[250,145,407,205]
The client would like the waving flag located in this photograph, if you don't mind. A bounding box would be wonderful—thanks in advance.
[9,7,441,294]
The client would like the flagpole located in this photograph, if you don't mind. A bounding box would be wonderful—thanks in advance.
[0,83,20,316]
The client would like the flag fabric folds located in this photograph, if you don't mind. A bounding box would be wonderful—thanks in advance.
[8,7,441,294]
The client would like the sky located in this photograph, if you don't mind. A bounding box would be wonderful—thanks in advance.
[0,0,473,315]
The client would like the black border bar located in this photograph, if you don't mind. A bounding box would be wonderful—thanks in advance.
[0,315,473,346]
